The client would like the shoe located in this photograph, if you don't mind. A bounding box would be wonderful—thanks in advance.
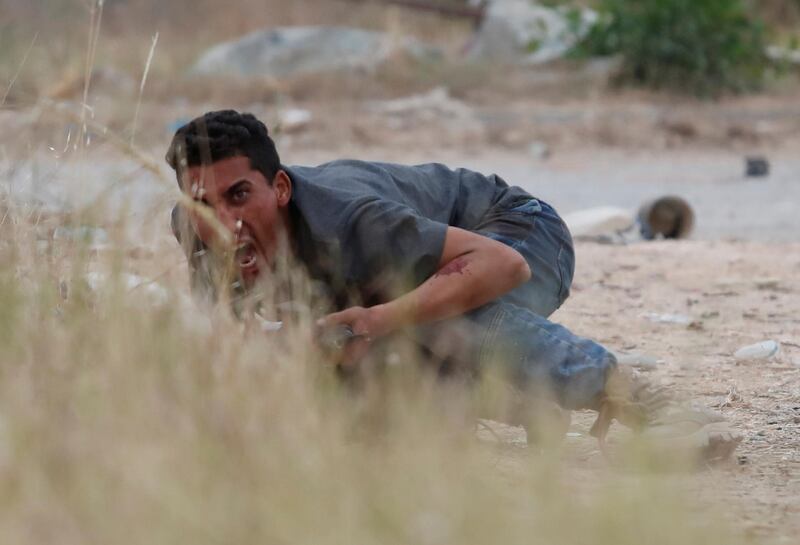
[590,365,742,463]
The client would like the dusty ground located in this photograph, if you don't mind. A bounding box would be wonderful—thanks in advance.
[557,241,800,543]
[468,239,800,544]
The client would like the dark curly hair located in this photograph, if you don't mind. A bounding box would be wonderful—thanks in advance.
[165,110,281,186]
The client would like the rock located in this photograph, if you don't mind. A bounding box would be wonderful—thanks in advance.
[745,156,770,178]
[467,0,597,64]
[562,206,634,238]
[734,340,780,362]
[766,46,800,65]
[191,26,440,79]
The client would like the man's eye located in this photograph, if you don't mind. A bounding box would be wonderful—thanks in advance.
[231,189,249,203]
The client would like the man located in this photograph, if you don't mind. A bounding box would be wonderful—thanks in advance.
[166,110,740,461]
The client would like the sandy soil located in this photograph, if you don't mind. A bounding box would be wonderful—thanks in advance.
[468,239,799,544]
[556,241,800,543]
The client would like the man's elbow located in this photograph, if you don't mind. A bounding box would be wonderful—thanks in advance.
[506,249,531,286]
[479,238,531,288]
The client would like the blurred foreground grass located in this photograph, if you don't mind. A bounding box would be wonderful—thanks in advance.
[0,191,745,544]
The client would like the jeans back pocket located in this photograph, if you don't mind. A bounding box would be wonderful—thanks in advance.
[507,198,543,216]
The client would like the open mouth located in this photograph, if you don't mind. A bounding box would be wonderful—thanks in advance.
[235,242,258,270]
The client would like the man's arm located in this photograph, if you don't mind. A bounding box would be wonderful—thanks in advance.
[321,226,531,356]
[377,226,530,330]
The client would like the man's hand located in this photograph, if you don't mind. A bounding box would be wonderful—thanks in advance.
[317,305,395,368]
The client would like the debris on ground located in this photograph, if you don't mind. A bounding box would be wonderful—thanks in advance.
[562,196,695,243]
[613,352,662,369]
[716,386,748,409]
[562,206,634,240]
[754,278,784,292]
[467,0,597,64]
[745,156,770,177]
[637,196,695,240]
[641,312,693,325]
[278,108,313,134]
[191,26,440,79]
[734,340,781,362]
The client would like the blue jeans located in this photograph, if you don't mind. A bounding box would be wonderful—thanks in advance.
[418,198,616,410]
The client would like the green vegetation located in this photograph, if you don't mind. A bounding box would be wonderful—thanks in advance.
[574,0,770,96]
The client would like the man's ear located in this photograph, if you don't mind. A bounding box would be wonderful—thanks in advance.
[273,170,292,206]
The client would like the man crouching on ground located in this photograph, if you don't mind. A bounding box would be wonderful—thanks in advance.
[165,110,741,462]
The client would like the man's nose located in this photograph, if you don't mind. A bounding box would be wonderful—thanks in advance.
[216,206,239,235]
[195,205,238,246]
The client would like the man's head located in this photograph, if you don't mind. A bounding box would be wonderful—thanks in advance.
[166,110,292,288]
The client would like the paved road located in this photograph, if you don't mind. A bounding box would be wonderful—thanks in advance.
[339,148,800,242]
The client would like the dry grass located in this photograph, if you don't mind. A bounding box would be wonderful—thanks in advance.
[0,189,745,544]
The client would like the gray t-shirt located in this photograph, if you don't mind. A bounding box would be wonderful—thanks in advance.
[285,160,532,305]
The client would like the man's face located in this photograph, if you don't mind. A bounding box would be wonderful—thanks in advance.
[182,155,292,288]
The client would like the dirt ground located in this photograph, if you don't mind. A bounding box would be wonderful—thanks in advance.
[466,240,799,544]
[557,241,800,543]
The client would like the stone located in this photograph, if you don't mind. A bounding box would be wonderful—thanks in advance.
[734,340,781,362]
[562,206,634,238]
[191,26,440,79]
[467,0,597,64]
